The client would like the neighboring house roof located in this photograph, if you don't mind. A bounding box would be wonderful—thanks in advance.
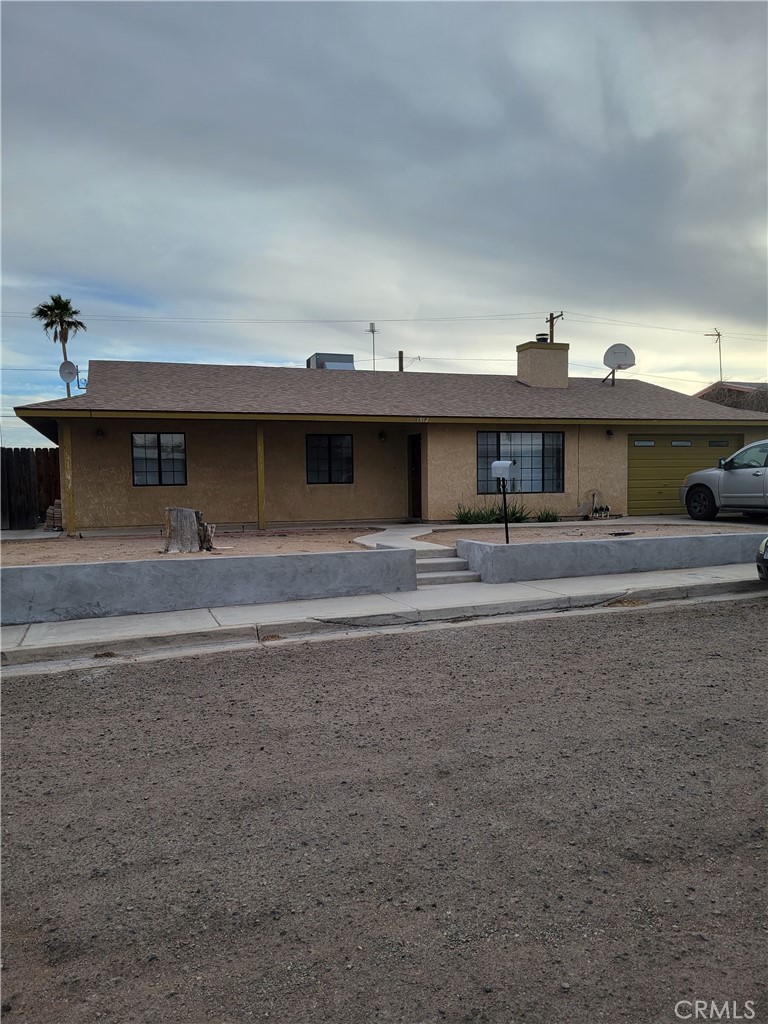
[16,360,768,426]
[694,380,768,397]
[693,380,768,415]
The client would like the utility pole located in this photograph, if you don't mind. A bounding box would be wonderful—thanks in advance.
[705,328,722,381]
[366,322,379,371]
[548,311,564,344]
[398,350,404,372]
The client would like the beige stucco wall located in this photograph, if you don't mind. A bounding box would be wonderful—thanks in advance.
[743,426,768,445]
[63,417,410,529]
[263,421,408,523]
[421,422,627,520]
[60,415,767,530]
[68,418,260,529]
[420,422,768,521]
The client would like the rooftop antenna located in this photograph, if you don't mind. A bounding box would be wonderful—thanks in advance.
[365,322,379,372]
[705,328,722,381]
[59,360,88,391]
[602,344,636,386]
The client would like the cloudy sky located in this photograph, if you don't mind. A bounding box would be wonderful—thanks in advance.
[2,1,766,445]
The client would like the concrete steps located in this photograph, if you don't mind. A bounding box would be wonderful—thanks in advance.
[416,551,481,587]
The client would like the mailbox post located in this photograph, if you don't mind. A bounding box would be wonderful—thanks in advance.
[491,460,517,544]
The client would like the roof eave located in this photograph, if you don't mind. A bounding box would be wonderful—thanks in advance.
[16,413,60,444]
[13,408,768,428]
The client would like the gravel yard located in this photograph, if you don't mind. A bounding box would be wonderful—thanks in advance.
[2,600,765,1023]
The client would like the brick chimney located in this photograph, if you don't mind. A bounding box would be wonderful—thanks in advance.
[515,340,569,389]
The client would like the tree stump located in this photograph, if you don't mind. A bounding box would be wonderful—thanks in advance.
[163,507,216,553]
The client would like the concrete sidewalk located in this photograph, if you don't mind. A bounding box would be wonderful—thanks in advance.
[2,562,763,667]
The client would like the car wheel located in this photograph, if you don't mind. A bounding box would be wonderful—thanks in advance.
[686,486,718,521]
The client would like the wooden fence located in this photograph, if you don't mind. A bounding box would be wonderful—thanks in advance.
[1,448,60,531]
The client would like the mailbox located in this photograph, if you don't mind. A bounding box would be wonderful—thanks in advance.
[491,460,518,545]
[491,460,516,480]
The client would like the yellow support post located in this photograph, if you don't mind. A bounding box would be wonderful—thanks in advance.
[59,421,76,536]
[256,424,266,530]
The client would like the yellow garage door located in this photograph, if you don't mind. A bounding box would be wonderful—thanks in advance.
[627,433,744,515]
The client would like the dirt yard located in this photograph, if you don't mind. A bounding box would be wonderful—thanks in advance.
[0,528,380,566]
[425,522,768,546]
[3,521,766,566]
[1,600,765,1023]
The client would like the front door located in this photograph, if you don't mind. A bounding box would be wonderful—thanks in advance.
[407,434,422,519]
[720,440,768,506]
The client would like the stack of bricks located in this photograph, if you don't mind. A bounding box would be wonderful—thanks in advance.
[44,499,63,531]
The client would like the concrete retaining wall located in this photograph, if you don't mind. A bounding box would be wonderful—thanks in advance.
[1,549,417,625]
[456,533,762,584]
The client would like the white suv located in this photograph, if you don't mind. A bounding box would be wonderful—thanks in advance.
[679,438,768,520]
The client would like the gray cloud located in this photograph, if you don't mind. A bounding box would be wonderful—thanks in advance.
[2,1,766,444]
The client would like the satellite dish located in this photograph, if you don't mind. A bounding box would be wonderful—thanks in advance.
[59,360,77,383]
[603,345,636,371]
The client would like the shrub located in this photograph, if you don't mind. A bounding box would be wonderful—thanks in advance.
[505,498,530,523]
[454,501,504,524]
[453,500,529,524]
[535,508,561,522]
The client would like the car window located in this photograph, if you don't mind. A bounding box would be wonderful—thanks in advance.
[730,442,768,469]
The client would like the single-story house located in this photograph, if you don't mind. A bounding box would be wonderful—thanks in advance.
[15,340,768,533]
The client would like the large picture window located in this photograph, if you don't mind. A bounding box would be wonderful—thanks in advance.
[477,431,564,494]
[132,432,187,486]
[306,434,353,484]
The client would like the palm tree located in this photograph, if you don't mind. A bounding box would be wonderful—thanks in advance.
[31,294,87,398]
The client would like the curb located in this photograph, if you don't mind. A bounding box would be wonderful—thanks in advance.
[2,578,764,670]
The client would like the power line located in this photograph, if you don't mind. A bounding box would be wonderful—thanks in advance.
[568,362,711,385]
[564,310,767,340]
[0,358,750,386]
[1,311,548,324]
[6,305,765,340]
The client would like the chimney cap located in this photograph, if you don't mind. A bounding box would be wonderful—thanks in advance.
[535,333,550,344]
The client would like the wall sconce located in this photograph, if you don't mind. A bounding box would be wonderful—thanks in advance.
[95,428,105,439]
[378,431,387,442]
[606,429,614,438]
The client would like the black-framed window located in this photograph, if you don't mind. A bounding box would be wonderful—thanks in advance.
[477,431,564,494]
[132,432,187,486]
[306,434,353,484]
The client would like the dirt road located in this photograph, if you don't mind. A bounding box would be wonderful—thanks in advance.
[2,600,765,1023]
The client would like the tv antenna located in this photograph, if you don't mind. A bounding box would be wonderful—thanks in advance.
[365,322,379,372]
[601,344,636,386]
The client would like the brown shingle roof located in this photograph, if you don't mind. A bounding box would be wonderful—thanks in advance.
[15,360,768,423]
